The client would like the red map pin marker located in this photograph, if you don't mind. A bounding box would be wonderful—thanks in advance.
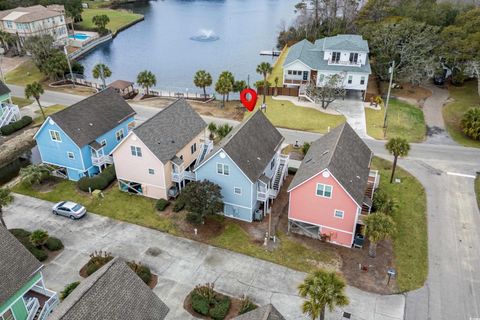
[240,88,258,112]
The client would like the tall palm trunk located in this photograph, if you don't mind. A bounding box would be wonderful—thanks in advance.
[263,74,267,104]
[36,97,46,121]
[222,94,226,108]
[146,86,149,95]
[0,208,5,228]
[319,306,325,320]
[203,86,207,101]
[390,155,398,183]
[369,241,377,258]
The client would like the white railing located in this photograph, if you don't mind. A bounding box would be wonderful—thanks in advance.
[257,189,270,201]
[38,293,60,320]
[172,170,196,183]
[26,297,40,320]
[369,170,380,190]
[0,103,19,128]
[328,59,361,66]
[91,155,113,166]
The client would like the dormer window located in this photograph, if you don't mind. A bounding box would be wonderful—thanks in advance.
[332,52,340,63]
[349,53,359,64]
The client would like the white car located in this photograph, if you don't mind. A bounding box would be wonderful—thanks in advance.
[52,201,87,220]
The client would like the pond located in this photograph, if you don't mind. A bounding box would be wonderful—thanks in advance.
[78,0,297,93]
[0,146,41,186]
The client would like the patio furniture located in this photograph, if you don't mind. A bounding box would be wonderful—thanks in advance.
[353,234,364,248]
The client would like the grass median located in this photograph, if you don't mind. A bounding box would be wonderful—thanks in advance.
[76,8,143,34]
[5,60,43,86]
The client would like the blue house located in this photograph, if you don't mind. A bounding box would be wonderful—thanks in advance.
[195,111,289,222]
[34,88,136,181]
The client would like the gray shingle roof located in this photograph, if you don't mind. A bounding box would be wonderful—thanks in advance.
[0,226,43,306]
[233,304,285,320]
[49,257,169,320]
[288,123,373,205]
[283,35,371,74]
[133,99,206,164]
[0,81,11,96]
[0,5,62,23]
[200,110,283,182]
[49,88,136,147]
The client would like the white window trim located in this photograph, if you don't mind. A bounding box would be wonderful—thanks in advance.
[67,151,75,159]
[131,146,142,157]
[315,183,333,199]
[216,163,229,176]
[49,130,61,142]
[148,168,155,175]
[334,209,344,219]
[100,139,107,147]
[116,129,124,141]
[234,187,242,195]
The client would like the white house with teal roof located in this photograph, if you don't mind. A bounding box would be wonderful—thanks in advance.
[0,81,20,130]
[283,34,371,97]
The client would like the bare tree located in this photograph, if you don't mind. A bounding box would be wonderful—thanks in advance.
[314,73,346,109]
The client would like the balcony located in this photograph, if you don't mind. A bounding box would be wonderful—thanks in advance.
[171,170,196,183]
[91,154,113,166]
[0,103,20,129]
[25,284,59,320]
[328,59,361,66]
[283,78,308,85]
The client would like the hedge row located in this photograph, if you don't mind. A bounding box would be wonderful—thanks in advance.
[0,116,32,135]
[78,165,116,192]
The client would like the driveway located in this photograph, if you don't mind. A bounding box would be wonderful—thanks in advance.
[4,194,405,320]
[422,85,456,145]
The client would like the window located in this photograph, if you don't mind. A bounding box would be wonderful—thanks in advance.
[191,143,197,154]
[1,308,14,320]
[288,70,292,75]
[332,52,340,63]
[270,158,275,170]
[67,152,75,159]
[316,183,333,198]
[5,21,12,29]
[349,52,359,63]
[234,187,242,195]
[334,210,344,219]
[130,146,142,157]
[100,139,107,147]
[116,129,124,141]
[217,163,229,175]
[148,168,155,175]
[360,76,366,85]
[303,71,308,81]
[348,75,353,84]
[49,130,61,142]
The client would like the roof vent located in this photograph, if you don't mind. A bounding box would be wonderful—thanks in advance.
[321,150,329,157]
[257,157,261,160]
[89,123,93,126]
[305,159,312,163]
[356,175,360,179]
[171,140,175,143]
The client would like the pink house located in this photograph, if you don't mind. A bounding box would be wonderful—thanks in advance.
[287,123,379,247]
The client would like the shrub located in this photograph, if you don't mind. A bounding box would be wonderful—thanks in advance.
[191,293,209,316]
[85,250,113,275]
[86,263,100,276]
[302,142,310,155]
[127,261,152,284]
[31,247,48,261]
[45,237,64,251]
[77,165,116,192]
[192,283,215,303]
[9,228,31,239]
[288,167,297,175]
[0,116,32,135]
[186,211,203,224]
[209,296,231,320]
[238,296,257,315]
[372,189,397,214]
[155,199,169,211]
[173,198,185,212]
[461,107,480,140]
[451,70,466,86]
[60,281,80,300]
[30,229,49,247]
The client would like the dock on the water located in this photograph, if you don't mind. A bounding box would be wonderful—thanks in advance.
[260,50,281,56]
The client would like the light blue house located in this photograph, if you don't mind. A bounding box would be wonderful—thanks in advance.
[195,111,289,222]
[34,88,136,181]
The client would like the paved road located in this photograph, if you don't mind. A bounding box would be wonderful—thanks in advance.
[4,194,405,320]
[8,84,480,320]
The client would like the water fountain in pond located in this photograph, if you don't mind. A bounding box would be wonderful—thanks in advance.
[190,29,219,42]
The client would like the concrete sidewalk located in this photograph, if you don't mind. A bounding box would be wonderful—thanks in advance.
[4,194,405,320]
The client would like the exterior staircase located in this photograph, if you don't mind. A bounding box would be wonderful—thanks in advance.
[195,139,213,167]
[33,305,43,320]
[298,84,318,104]
[0,103,20,129]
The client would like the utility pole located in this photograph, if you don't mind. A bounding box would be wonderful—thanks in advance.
[383,60,395,131]
[0,47,5,82]
[64,46,75,88]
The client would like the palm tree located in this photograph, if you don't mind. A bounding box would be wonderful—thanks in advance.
[137,70,157,95]
[208,122,217,140]
[25,82,46,121]
[193,70,212,101]
[363,212,397,257]
[219,71,234,101]
[385,138,410,183]
[274,76,279,96]
[298,270,349,320]
[215,75,232,108]
[92,63,112,89]
[233,80,247,93]
[92,14,110,33]
[216,123,233,139]
[20,165,50,186]
[30,229,49,248]
[256,62,272,104]
[0,188,12,228]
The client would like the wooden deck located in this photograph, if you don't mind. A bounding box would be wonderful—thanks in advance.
[24,290,50,307]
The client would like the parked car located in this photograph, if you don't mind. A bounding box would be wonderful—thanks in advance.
[52,201,87,219]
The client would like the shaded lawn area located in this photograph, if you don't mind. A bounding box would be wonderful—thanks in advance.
[365,99,425,142]
[5,60,43,86]
[443,81,480,148]
[76,8,143,34]
[267,46,289,85]
[475,175,480,210]
[14,178,337,274]
[245,96,345,134]
[12,97,33,108]
[372,157,428,292]
[33,104,66,125]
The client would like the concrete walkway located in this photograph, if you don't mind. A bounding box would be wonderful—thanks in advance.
[422,85,456,145]
[4,194,405,320]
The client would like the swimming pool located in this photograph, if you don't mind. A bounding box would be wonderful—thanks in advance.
[69,33,90,41]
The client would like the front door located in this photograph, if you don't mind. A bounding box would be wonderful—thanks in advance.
[310,70,318,85]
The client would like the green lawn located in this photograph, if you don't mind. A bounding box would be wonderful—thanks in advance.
[12,97,33,108]
[365,99,426,142]
[245,96,346,134]
[443,81,480,148]
[83,0,112,9]
[76,8,143,34]
[267,46,289,85]
[475,175,480,210]
[372,157,428,292]
[33,104,66,125]
[5,60,43,86]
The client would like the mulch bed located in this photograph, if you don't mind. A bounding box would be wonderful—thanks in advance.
[183,292,245,320]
